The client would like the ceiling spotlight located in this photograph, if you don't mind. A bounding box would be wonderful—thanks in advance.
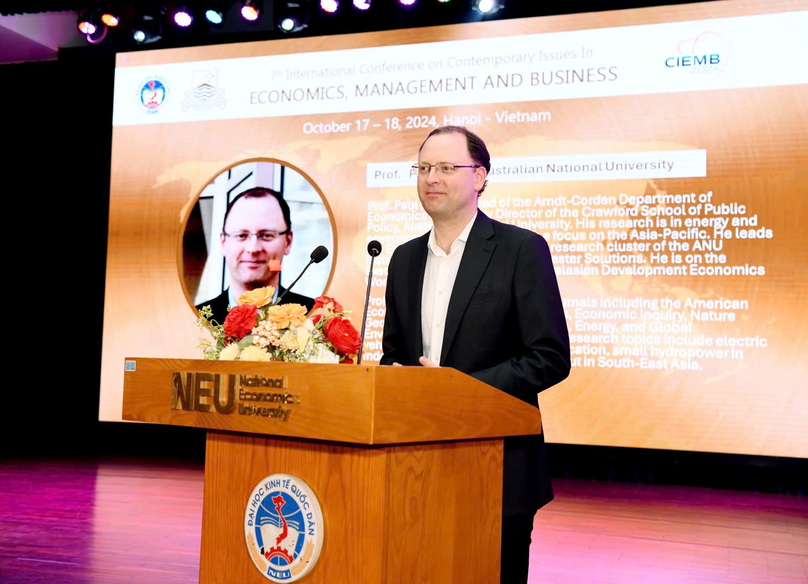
[77,10,100,35]
[241,0,262,21]
[241,6,258,20]
[205,2,227,25]
[399,0,416,6]
[206,9,224,24]
[101,11,121,27]
[353,0,370,9]
[474,0,502,14]
[278,1,308,32]
[133,7,164,44]
[174,7,193,27]
[320,0,338,13]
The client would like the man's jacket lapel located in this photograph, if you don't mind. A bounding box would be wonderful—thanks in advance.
[407,233,429,364]
[440,211,496,366]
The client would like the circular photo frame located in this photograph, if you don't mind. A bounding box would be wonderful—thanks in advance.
[181,159,336,318]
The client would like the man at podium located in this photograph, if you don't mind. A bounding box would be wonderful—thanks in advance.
[381,126,571,583]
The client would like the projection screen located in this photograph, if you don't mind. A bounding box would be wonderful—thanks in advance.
[101,0,808,458]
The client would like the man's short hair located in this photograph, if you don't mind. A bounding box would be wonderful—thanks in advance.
[222,187,292,233]
[419,125,491,195]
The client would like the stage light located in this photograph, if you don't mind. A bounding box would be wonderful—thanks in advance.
[77,10,100,35]
[474,0,502,14]
[241,6,258,20]
[174,7,193,27]
[204,0,230,24]
[78,20,96,34]
[399,0,416,5]
[101,12,120,27]
[278,1,308,32]
[205,4,225,25]
[206,9,223,24]
[353,0,371,9]
[133,7,164,44]
[320,0,338,13]
[241,0,262,21]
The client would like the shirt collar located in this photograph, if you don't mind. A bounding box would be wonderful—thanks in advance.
[427,211,477,258]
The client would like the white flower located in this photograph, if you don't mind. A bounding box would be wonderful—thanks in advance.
[239,346,272,362]
[278,330,298,352]
[219,343,241,361]
[252,320,281,349]
[295,327,311,352]
[309,343,340,364]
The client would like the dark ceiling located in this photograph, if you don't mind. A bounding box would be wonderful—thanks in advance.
[0,0,717,65]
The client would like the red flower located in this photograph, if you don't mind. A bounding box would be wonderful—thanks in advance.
[324,317,361,355]
[223,304,258,340]
[314,296,343,313]
[311,314,323,327]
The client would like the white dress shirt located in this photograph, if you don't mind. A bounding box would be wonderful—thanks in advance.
[421,214,477,364]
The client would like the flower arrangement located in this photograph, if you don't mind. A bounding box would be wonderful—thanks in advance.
[197,287,361,364]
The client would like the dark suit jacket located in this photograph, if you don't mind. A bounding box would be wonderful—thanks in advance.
[381,210,570,515]
[196,287,316,324]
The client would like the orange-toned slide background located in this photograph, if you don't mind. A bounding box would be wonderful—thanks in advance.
[101,0,807,458]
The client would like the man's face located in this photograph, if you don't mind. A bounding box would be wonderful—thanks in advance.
[417,131,487,222]
[220,195,292,289]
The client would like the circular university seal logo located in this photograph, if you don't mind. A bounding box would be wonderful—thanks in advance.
[244,474,324,582]
[138,78,167,113]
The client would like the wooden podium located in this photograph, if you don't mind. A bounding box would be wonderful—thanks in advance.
[122,358,543,584]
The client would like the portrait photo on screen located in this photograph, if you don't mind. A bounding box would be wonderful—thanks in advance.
[181,159,335,320]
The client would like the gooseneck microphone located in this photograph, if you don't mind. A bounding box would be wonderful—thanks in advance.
[309,245,329,264]
[276,246,329,305]
[357,240,383,364]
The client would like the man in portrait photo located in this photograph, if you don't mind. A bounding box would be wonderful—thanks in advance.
[196,187,315,323]
[381,126,571,583]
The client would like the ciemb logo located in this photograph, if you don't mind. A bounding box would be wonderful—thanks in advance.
[244,474,324,583]
[665,31,731,79]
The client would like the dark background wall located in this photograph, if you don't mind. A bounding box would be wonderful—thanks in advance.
[6,53,205,462]
[4,7,804,495]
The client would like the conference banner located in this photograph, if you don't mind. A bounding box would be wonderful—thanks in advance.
[101,0,808,458]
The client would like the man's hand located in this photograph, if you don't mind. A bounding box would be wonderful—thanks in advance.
[390,358,438,367]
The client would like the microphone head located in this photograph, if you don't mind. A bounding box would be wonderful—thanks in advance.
[310,245,329,263]
[367,240,382,257]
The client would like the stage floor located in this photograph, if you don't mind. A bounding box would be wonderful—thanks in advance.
[1,459,805,583]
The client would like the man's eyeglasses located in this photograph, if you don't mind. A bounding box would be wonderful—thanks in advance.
[223,230,289,243]
[412,162,482,175]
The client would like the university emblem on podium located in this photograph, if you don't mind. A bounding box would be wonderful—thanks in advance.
[244,474,324,582]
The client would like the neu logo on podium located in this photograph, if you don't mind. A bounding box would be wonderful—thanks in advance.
[244,474,324,582]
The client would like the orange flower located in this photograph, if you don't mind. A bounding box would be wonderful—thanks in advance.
[238,286,276,308]
[264,303,308,329]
